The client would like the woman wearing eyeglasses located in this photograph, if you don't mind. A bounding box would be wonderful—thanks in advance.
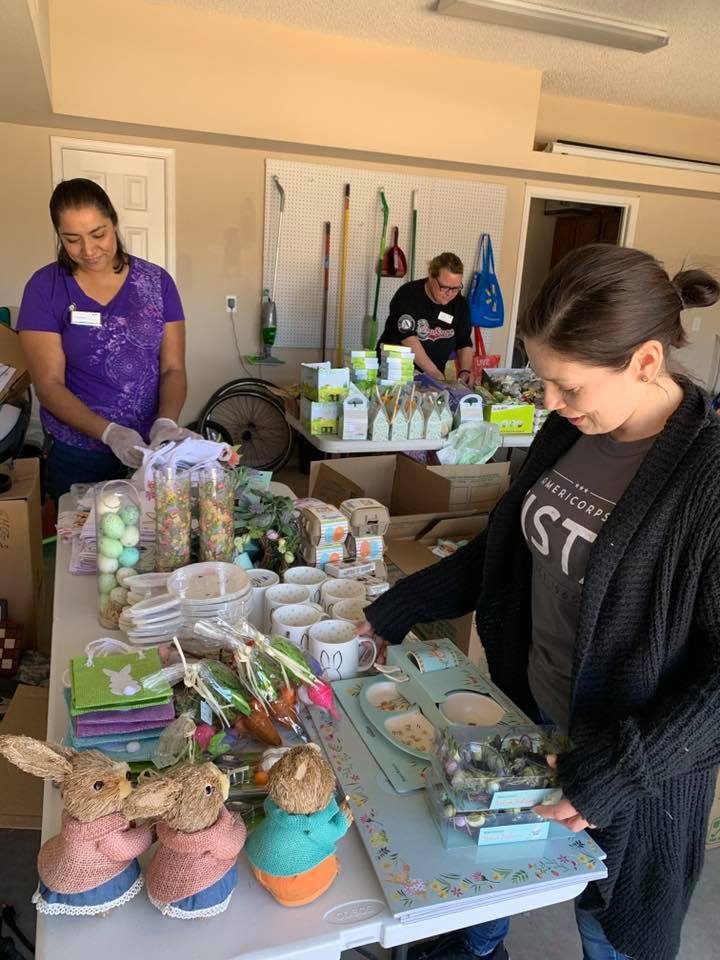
[376,252,474,386]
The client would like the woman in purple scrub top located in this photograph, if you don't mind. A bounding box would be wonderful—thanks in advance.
[17,178,194,499]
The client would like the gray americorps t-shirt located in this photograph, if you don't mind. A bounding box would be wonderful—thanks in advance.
[521,431,656,732]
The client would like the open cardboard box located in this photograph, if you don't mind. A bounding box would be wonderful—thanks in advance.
[384,513,488,656]
[0,685,48,829]
[0,459,44,650]
[0,324,30,403]
[309,454,509,537]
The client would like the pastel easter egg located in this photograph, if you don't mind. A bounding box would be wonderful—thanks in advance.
[120,525,140,548]
[101,513,125,539]
[119,505,140,525]
[110,586,128,605]
[97,492,122,515]
[97,555,119,574]
[98,573,117,594]
[118,546,140,568]
[99,537,123,559]
[116,566,135,587]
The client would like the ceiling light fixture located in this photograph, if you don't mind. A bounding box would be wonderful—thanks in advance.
[436,0,669,53]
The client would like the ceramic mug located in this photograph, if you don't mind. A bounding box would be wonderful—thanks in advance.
[331,598,370,625]
[308,619,377,681]
[246,569,280,629]
[282,566,328,603]
[409,646,460,673]
[270,603,326,649]
[320,578,366,614]
[264,582,314,633]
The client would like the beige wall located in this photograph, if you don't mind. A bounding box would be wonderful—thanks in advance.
[49,0,540,168]
[0,122,524,419]
[537,94,720,165]
[3,120,720,427]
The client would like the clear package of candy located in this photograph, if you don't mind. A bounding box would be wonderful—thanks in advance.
[425,764,548,848]
[154,464,192,571]
[433,724,566,812]
[198,466,236,562]
[95,480,142,629]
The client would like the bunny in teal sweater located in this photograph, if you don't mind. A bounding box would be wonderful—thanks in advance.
[246,745,352,906]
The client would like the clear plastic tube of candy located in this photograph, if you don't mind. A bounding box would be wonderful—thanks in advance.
[154,464,192,572]
[198,466,235,562]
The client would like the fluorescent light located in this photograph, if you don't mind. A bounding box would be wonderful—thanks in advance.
[545,141,720,175]
[437,0,669,53]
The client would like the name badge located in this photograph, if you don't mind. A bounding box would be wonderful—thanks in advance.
[437,310,454,324]
[70,309,102,327]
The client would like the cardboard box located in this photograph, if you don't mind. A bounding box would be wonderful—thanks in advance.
[309,454,509,523]
[707,770,720,848]
[300,362,349,402]
[384,513,488,655]
[0,684,48,828]
[0,325,30,403]
[300,397,339,436]
[0,458,44,649]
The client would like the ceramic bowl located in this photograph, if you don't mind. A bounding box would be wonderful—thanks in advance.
[439,691,504,726]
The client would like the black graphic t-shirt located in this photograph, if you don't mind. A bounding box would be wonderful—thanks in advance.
[377,279,472,372]
[521,431,656,731]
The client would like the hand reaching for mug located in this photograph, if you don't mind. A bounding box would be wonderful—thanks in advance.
[355,620,388,665]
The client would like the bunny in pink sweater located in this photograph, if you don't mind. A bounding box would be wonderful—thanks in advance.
[124,761,246,919]
[0,736,152,916]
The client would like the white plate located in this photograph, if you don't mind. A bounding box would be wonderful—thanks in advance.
[167,562,250,601]
[123,572,170,590]
[126,592,180,617]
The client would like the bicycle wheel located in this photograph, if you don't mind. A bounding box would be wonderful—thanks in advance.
[199,389,293,471]
[203,377,282,411]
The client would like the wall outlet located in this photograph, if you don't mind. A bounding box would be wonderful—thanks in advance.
[691,315,702,332]
[226,295,237,313]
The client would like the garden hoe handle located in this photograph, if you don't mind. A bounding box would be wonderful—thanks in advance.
[369,188,390,349]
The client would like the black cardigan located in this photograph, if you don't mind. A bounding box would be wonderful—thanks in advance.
[367,381,720,960]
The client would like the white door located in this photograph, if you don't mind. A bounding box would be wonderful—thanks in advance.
[50,138,175,273]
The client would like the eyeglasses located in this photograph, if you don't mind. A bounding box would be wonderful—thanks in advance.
[433,277,463,293]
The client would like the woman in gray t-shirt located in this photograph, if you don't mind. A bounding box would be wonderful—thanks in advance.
[362,243,720,960]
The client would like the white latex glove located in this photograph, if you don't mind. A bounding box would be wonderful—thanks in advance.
[149,418,200,447]
[101,422,146,468]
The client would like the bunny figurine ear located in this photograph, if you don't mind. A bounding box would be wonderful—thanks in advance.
[123,776,183,821]
[0,735,74,782]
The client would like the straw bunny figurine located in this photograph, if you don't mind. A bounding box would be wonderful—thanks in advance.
[123,761,246,919]
[245,744,353,906]
[0,735,152,916]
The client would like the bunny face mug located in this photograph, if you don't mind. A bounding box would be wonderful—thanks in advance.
[308,620,377,681]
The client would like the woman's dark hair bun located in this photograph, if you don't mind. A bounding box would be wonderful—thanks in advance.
[672,269,720,310]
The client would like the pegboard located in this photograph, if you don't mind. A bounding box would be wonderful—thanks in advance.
[263,159,507,351]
